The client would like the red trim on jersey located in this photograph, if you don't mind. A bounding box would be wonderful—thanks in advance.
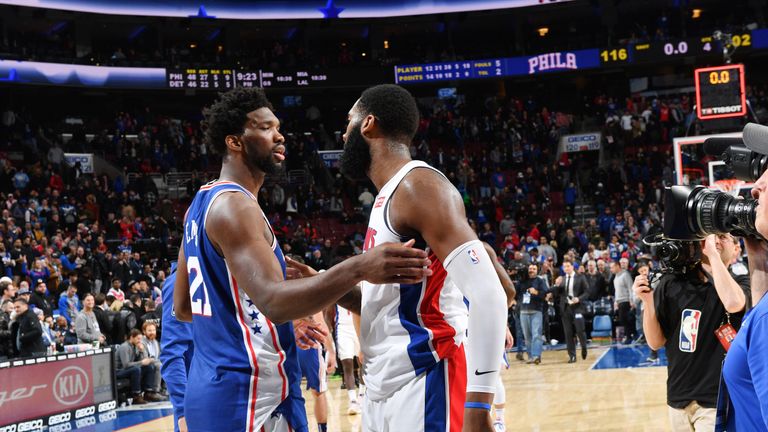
[420,251,457,359]
[265,318,288,399]
[231,275,260,432]
[448,344,467,432]
[199,180,238,190]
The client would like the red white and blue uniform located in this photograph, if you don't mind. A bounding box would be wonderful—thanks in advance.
[182,180,307,432]
[360,161,468,432]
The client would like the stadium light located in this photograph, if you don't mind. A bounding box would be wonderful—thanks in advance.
[538,27,549,37]
[692,9,702,19]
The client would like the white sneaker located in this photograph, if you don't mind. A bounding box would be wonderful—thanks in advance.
[493,421,506,432]
[348,399,362,415]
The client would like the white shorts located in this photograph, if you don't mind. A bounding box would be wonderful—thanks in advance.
[362,349,466,432]
[336,327,361,361]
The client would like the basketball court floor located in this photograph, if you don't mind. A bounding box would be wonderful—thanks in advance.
[74,345,669,432]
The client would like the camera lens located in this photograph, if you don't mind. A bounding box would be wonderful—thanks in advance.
[688,187,759,238]
[664,185,761,240]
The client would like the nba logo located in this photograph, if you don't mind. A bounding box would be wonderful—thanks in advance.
[679,309,701,353]
[467,249,479,264]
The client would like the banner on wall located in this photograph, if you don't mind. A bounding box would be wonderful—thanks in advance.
[559,132,602,153]
[64,153,94,174]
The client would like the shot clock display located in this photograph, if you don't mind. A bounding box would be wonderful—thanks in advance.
[631,37,718,63]
[694,64,746,120]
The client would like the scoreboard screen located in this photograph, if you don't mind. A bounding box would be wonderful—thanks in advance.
[394,49,600,83]
[259,70,329,88]
[694,64,746,120]
[167,68,234,90]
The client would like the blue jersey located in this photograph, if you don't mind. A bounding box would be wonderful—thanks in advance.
[182,180,306,432]
[159,264,193,432]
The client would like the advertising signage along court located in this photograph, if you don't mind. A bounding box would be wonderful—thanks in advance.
[694,64,746,120]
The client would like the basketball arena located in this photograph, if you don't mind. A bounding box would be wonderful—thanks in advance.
[1,1,767,431]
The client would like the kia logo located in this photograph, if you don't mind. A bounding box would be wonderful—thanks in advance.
[53,366,89,406]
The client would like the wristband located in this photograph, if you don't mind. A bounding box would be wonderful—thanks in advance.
[464,402,492,411]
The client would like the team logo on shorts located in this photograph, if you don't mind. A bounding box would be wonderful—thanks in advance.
[468,249,479,264]
[679,309,701,353]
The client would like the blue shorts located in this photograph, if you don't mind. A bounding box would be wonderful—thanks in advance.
[297,347,327,393]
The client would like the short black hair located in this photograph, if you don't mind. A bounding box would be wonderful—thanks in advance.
[202,87,274,156]
[356,84,419,141]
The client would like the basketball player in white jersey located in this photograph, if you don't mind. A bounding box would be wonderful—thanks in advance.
[337,84,509,431]
[326,302,364,414]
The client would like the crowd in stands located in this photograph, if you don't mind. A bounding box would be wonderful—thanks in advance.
[3,77,768,369]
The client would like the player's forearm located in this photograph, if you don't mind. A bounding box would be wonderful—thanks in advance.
[643,301,666,350]
[336,286,362,315]
[258,258,363,323]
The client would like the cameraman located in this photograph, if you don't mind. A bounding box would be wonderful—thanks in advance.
[634,234,749,432]
[722,171,768,430]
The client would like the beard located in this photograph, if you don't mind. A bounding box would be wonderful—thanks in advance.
[243,140,283,176]
[340,125,371,181]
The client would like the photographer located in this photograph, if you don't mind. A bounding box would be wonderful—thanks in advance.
[516,263,548,364]
[634,234,749,432]
[722,169,768,430]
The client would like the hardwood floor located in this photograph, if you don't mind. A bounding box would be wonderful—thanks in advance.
[123,347,669,432]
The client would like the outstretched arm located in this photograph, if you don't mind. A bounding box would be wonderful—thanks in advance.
[206,192,430,323]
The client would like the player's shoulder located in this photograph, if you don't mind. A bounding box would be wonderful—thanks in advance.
[397,164,460,203]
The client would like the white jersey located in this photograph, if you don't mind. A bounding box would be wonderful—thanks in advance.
[336,305,355,329]
[360,160,468,401]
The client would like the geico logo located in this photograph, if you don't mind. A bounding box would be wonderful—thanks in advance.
[0,425,17,432]
[567,135,597,143]
[47,412,71,425]
[98,401,117,412]
[98,411,117,423]
[49,423,72,432]
[75,406,95,419]
[74,417,95,428]
[17,419,43,432]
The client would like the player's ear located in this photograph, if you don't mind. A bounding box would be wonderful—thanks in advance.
[361,115,376,137]
[225,135,242,152]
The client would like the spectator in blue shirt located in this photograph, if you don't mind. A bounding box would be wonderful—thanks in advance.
[12,169,29,190]
[159,264,193,432]
[57,285,81,324]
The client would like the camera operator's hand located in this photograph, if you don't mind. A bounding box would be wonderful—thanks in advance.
[633,274,653,305]
[702,234,721,260]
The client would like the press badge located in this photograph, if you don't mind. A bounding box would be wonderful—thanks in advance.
[523,293,531,304]
[715,323,737,352]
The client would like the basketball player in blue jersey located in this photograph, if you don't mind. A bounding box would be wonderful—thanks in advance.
[159,264,193,432]
[337,84,510,431]
[173,87,432,432]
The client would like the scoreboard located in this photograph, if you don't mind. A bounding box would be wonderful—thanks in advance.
[395,49,600,83]
[259,70,329,88]
[166,68,234,89]
[694,64,746,120]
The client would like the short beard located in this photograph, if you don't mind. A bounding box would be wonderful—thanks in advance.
[244,141,283,176]
[340,125,371,181]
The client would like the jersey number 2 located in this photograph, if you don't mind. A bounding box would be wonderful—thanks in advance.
[188,256,212,317]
